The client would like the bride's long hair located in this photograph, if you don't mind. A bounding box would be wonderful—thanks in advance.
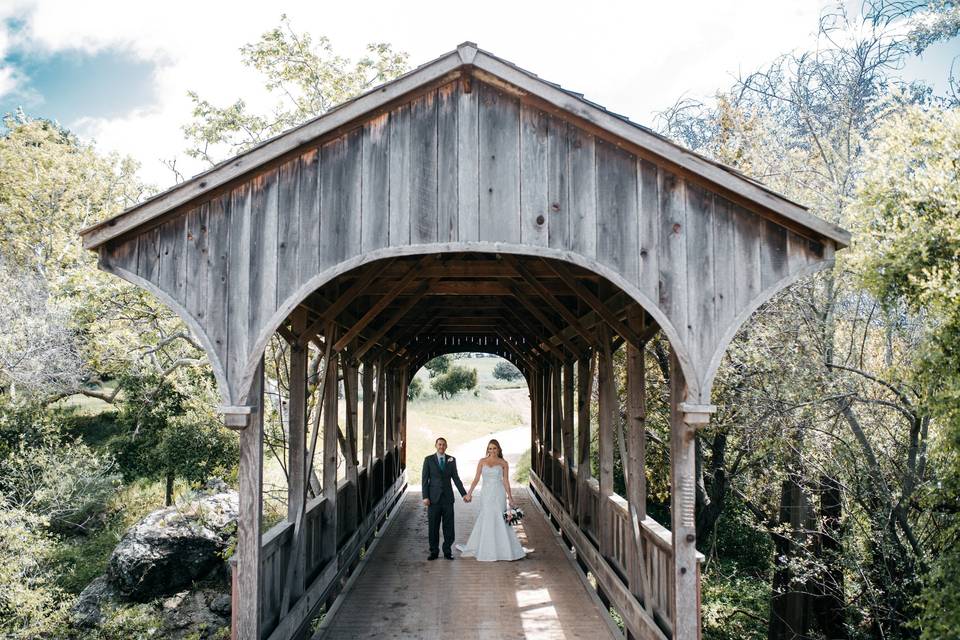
[486,439,503,458]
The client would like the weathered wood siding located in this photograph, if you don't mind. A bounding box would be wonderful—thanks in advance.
[99,78,833,405]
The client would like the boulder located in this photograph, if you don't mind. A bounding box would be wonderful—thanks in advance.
[71,574,118,628]
[107,481,238,601]
[160,589,230,638]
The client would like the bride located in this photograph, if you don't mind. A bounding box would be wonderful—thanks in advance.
[457,439,526,561]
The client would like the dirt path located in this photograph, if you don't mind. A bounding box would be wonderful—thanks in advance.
[454,388,530,483]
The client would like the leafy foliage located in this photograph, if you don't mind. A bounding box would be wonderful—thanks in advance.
[407,377,423,401]
[492,361,523,382]
[429,365,478,399]
[182,15,408,166]
[424,355,451,377]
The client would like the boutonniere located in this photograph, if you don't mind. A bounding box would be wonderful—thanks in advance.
[445,456,452,462]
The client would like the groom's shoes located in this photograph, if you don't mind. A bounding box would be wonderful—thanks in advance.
[443,553,454,560]
[427,552,439,561]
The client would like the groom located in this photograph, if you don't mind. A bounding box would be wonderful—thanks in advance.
[422,437,470,560]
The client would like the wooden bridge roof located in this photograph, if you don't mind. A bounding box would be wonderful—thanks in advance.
[78,43,851,407]
[80,42,849,250]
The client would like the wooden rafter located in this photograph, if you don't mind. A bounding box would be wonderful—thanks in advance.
[544,260,645,351]
[297,260,395,346]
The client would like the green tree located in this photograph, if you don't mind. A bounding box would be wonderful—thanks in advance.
[492,361,522,382]
[430,366,477,399]
[407,377,423,401]
[851,104,960,639]
[182,15,408,166]
[424,355,451,378]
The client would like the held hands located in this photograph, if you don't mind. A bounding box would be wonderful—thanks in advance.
[463,493,472,503]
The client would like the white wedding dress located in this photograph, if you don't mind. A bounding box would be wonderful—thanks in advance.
[457,464,526,561]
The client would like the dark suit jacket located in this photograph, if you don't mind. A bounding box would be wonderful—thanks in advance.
[422,454,467,505]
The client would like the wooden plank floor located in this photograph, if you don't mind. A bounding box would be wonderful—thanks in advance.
[314,487,617,639]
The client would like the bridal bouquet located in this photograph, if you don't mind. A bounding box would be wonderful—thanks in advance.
[503,506,525,526]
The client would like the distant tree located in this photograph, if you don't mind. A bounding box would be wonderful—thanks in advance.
[407,377,423,401]
[492,361,523,382]
[424,355,451,378]
[430,366,477,399]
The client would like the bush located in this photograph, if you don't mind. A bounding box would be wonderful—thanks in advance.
[493,361,523,381]
[514,449,531,484]
[0,504,69,637]
[430,365,477,399]
[1,440,121,533]
[407,377,423,400]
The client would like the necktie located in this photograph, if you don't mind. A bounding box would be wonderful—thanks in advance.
[438,455,445,470]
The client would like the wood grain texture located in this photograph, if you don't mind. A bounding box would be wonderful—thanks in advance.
[227,184,252,384]
[684,182,715,367]
[437,83,459,243]
[568,124,597,258]
[361,115,390,253]
[520,104,549,246]
[297,149,320,285]
[596,139,639,282]
[320,131,362,270]
[277,159,301,302]
[478,82,520,242]
[185,204,209,324]
[638,159,660,301]
[388,103,412,246]
[248,170,279,343]
[658,170,687,342]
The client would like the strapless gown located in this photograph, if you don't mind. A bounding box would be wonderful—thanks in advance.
[456,465,526,561]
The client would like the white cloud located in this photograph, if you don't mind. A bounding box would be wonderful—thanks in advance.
[5,0,832,189]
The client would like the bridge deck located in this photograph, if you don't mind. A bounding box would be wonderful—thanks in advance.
[314,486,618,639]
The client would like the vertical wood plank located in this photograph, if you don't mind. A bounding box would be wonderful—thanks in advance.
[137,226,161,285]
[478,82,520,242]
[158,215,187,305]
[685,182,715,368]
[638,159,660,300]
[576,353,593,527]
[760,219,789,289]
[409,90,439,245]
[457,81,480,242]
[277,158,301,303]
[712,197,737,332]
[568,125,597,258]
[520,104,549,246]
[437,83,459,242]
[320,131,362,270]
[248,169,279,343]
[235,362,264,640]
[185,204,210,324]
[388,103,411,246]
[206,195,230,368]
[102,238,138,274]
[361,115,391,253]
[658,171,687,342]
[547,116,570,249]
[562,359,576,511]
[731,203,762,313]
[596,139,639,282]
[227,184,253,385]
[298,149,320,285]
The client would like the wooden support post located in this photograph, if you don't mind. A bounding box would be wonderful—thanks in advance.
[361,360,375,514]
[399,371,409,470]
[597,329,615,560]
[541,364,553,490]
[385,370,396,481]
[669,346,713,640]
[551,363,563,495]
[342,357,360,536]
[576,353,593,526]
[286,312,307,603]
[375,360,386,493]
[625,305,653,615]
[562,359,576,513]
[230,360,264,640]
[322,326,339,564]
[530,369,540,479]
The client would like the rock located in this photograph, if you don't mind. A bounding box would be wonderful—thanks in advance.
[107,484,238,601]
[159,589,230,639]
[209,593,232,616]
[71,574,118,628]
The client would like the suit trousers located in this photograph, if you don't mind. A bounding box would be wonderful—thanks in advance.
[427,501,455,555]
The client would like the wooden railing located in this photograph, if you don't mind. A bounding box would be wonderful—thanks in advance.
[239,447,406,640]
[530,454,703,640]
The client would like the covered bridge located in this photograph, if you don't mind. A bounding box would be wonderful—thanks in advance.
[80,43,850,640]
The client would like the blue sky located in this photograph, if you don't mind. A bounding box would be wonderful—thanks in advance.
[1,45,157,125]
[0,1,956,189]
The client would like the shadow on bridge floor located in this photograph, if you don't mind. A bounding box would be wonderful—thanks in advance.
[314,486,617,639]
